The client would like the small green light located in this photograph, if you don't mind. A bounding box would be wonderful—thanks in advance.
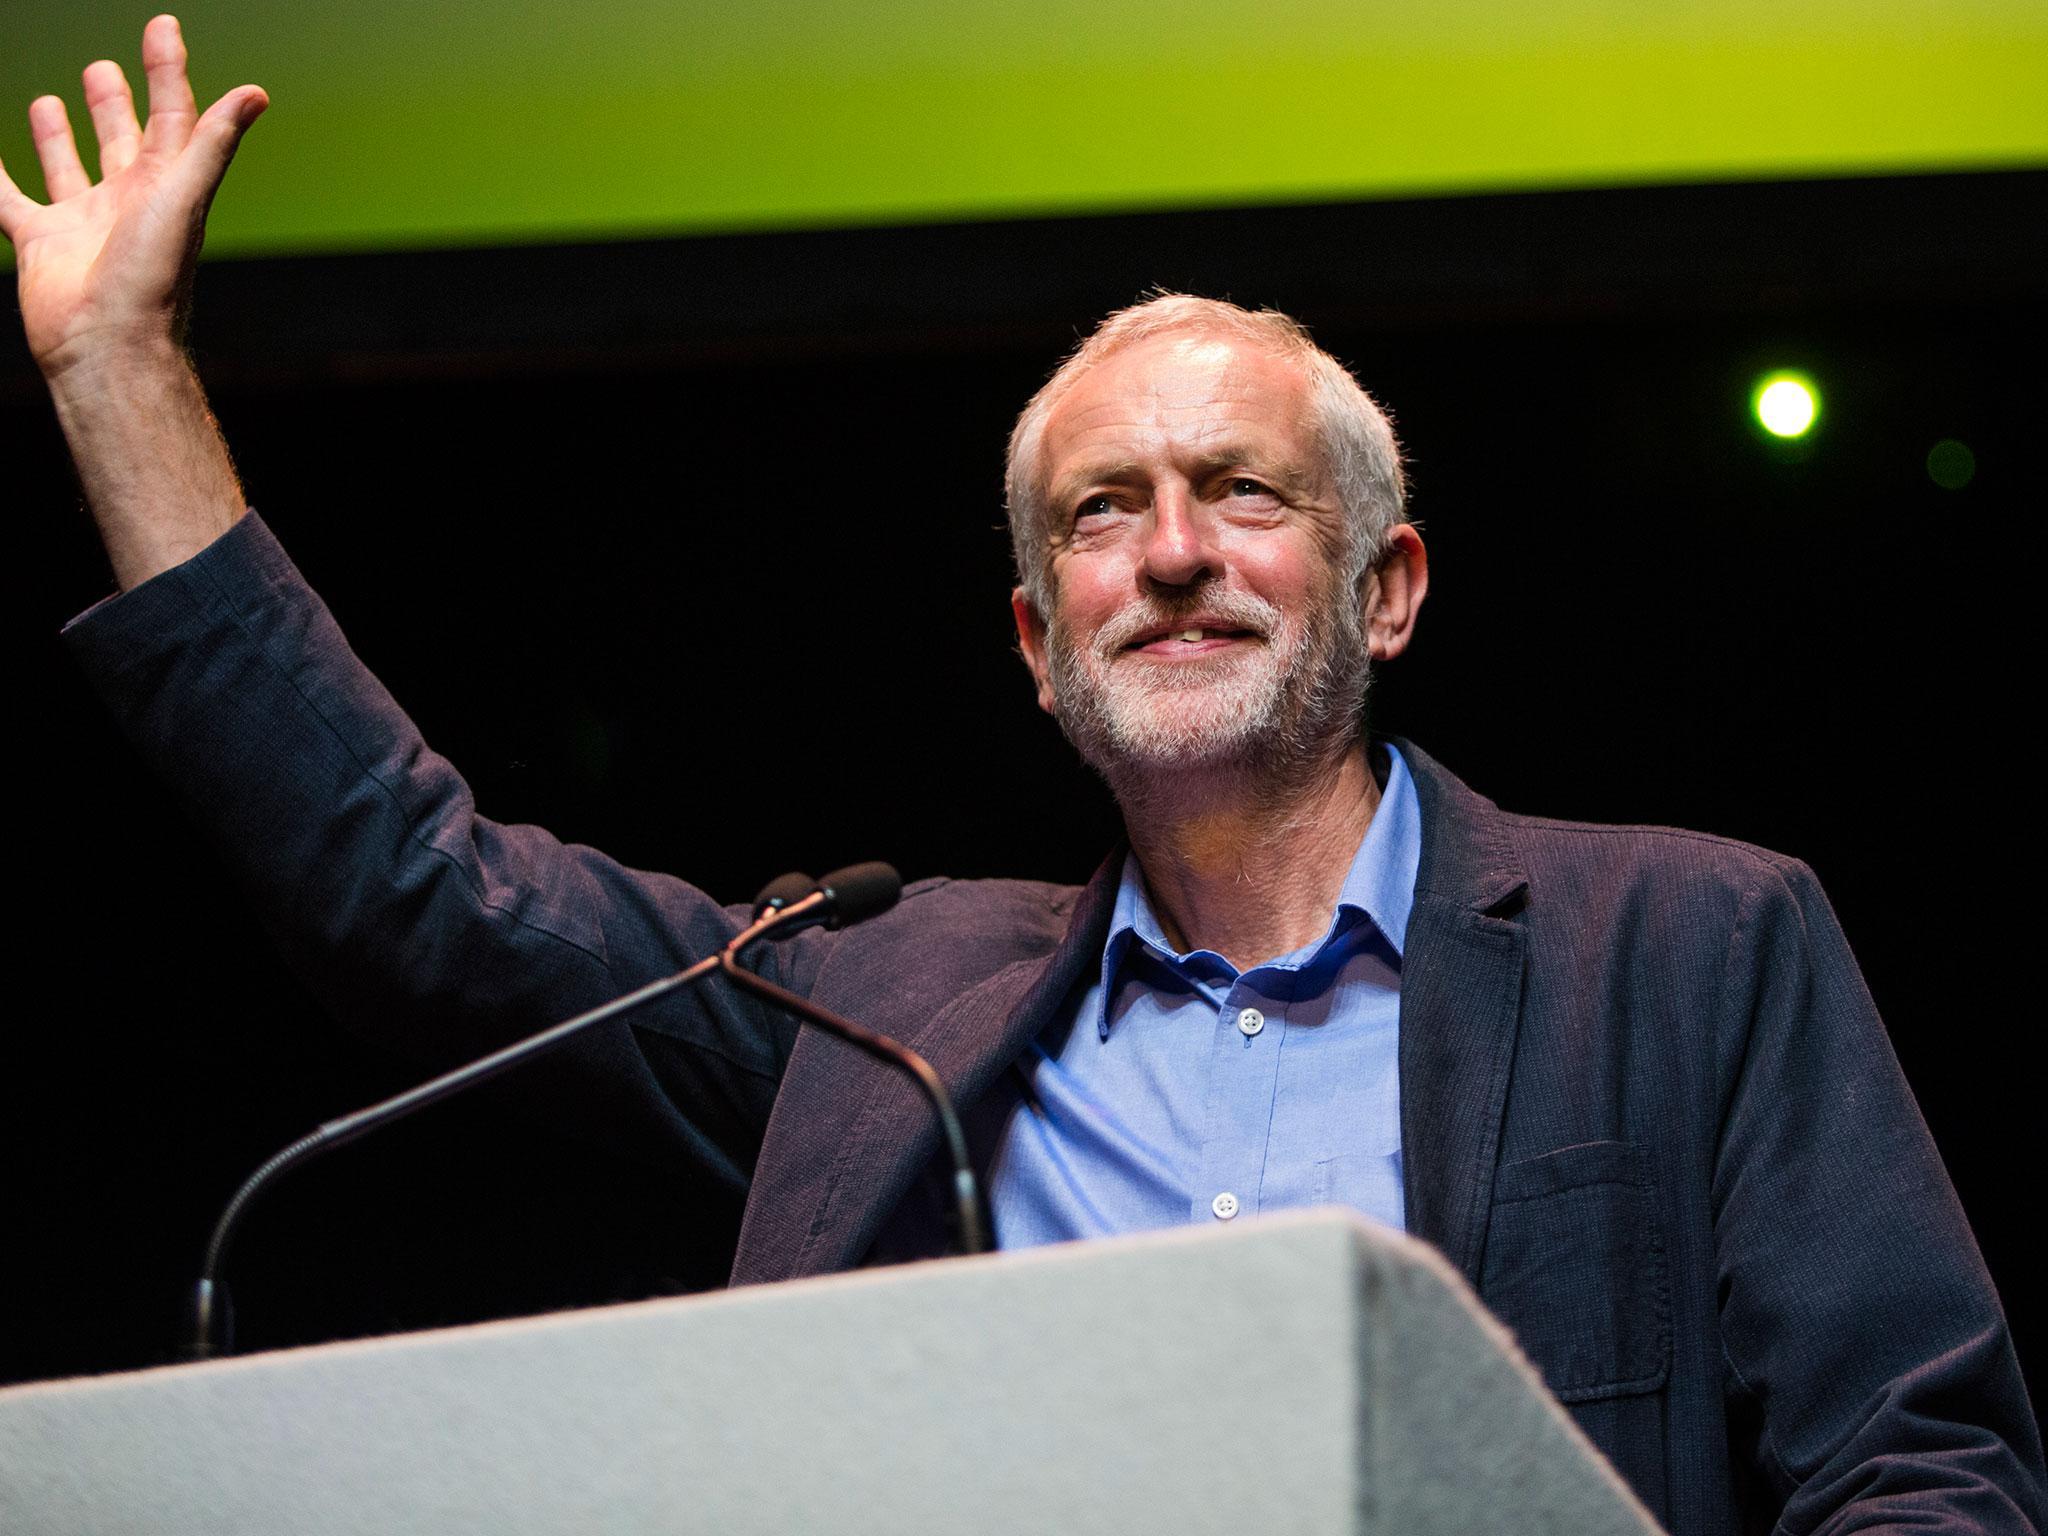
[1752,372,1819,438]
[1927,438,1976,490]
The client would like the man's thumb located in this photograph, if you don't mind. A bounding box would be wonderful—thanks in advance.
[173,86,267,198]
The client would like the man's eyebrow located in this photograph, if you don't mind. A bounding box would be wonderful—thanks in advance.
[1185,446,1317,493]
[1050,446,1318,509]
[1049,459,1143,508]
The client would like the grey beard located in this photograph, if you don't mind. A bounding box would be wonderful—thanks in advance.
[1045,587,1373,786]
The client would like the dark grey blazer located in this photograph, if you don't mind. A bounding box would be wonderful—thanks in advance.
[68,514,2043,1534]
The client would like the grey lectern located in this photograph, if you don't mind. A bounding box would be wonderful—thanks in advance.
[0,1210,1663,1535]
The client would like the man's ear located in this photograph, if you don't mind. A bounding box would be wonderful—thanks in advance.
[1360,523,1429,662]
[1011,586,1057,714]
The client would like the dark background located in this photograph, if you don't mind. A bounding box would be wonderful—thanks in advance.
[4,170,2042,1395]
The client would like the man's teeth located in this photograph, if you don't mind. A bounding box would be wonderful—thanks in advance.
[1131,627,1245,648]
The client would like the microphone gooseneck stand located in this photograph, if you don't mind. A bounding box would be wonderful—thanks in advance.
[717,956,990,1257]
[725,861,990,1258]
[186,873,829,1360]
[185,862,991,1360]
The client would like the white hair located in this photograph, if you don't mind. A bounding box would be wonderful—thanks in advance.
[1003,293,1407,617]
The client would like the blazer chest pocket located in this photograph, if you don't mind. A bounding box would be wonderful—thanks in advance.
[1479,1140,1671,1403]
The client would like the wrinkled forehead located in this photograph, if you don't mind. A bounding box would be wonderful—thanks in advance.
[1040,332,1327,491]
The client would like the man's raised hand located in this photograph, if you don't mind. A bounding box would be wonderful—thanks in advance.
[3,17,264,588]
[0,14,266,382]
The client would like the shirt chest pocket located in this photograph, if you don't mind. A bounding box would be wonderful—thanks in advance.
[1478,1139,1671,1403]
[1311,1127,1406,1232]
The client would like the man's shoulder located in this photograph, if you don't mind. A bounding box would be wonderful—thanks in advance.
[896,872,1086,932]
[792,871,1088,1013]
[782,876,1097,1036]
[1396,739,1826,925]
[1484,807,1835,955]
[1501,808,1812,887]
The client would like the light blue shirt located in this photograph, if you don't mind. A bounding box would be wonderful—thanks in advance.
[988,745,1421,1248]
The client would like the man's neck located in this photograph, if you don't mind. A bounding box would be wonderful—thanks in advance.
[1115,741,1381,971]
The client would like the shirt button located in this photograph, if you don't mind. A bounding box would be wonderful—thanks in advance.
[1211,1191,1240,1221]
[1236,1007,1265,1037]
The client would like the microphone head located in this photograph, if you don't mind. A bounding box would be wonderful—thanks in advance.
[817,862,902,929]
[752,871,818,919]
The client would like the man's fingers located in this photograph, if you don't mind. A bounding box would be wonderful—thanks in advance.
[161,86,267,210]
[83,60,144,179]
[139,14,200,157]
[28,95,92,202]
[0,156,43,244]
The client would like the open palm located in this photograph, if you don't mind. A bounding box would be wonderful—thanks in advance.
[0,14,265,378]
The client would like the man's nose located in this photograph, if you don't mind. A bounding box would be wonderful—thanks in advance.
[1140,485,1222,588]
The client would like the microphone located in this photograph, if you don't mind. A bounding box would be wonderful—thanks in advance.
[752,871,816,920]
[748,861,902,939]
[814,862,902,928]
[717,863,990,1258]
[185,868,869,1360]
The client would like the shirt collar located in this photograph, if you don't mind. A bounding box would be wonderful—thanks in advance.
[1096,742,1424,1038]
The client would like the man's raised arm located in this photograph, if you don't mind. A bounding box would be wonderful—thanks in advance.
[7,19,797,1198]
[1,13,265,588]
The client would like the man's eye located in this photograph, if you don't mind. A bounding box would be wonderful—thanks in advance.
[1228,478,1273,498]
[1075,495,1117,519]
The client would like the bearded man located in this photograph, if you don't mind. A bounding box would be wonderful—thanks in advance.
[974,300,1428,1250]
[6,18,2040,1534]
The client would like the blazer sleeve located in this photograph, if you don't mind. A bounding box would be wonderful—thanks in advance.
[61,511,794,1198]
[1710,855,2044,1532]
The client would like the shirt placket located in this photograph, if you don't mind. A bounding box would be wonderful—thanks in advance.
[1190,962,1286,1227]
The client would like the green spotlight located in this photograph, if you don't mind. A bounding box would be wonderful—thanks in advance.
[1752,372,1819,438]
[1927,438,1976,490]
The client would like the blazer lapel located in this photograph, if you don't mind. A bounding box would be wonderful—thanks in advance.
[732,849,1125,1285]
[1389,739,1530,1288]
